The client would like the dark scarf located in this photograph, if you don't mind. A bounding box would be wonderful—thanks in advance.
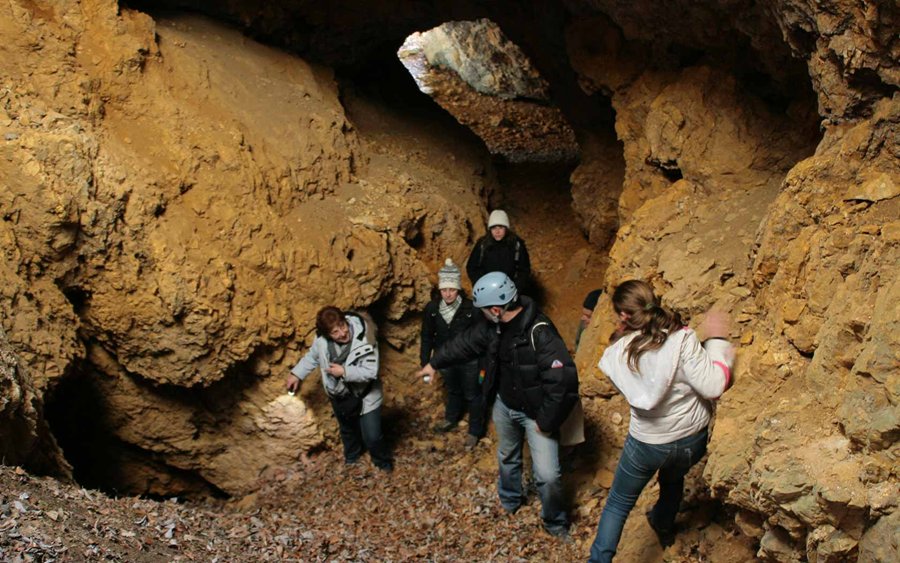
[326,326,354,366]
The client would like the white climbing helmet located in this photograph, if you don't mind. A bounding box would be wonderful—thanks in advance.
[472,272,518,308]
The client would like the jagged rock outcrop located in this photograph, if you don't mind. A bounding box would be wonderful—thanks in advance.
[568,3,898,560]
[0,326,70,477]
[703,100,899,562]
[398,19,578,162]
[569,132,625,248]
[1,1,490,496]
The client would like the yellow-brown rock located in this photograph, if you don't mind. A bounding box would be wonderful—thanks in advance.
[0,2,490,495]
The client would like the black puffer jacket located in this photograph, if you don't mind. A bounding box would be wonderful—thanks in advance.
[430,296,578,433]
[465,233,531,289]
[419,297,477,366]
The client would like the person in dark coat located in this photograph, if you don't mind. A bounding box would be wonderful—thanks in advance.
[466,209,531,292]
[575,289,603,351]
[420,259,484,449]
[417,272,579,540]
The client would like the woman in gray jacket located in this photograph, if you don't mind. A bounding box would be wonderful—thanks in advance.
[286,306,392,471]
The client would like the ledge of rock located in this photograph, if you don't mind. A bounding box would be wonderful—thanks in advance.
[399,19,578,162]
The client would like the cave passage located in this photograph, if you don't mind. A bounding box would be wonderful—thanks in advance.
[491,160,609,340]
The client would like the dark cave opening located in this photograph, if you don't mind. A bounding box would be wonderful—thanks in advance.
[43,363,227,500]
[61,285,91,316]
[44,367,132,494]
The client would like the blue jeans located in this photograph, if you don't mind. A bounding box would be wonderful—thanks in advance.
[334,406,392,470]
[441,360,485,437]
[493,397,567,533]
[589,429,708,562]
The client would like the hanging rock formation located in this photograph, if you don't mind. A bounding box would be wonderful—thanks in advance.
[398,18,579,162]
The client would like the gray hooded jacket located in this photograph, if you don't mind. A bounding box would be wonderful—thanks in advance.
[290,313,383,415]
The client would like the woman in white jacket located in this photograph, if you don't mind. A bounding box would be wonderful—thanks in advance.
[286,306,392,471]
[588,280,733,562]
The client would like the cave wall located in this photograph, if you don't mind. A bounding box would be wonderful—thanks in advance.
[1,0,897,557]
[0,0,492,495]
[566,2,898,561]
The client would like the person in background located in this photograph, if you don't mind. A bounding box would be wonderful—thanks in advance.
[286,306,393,472]
[588,280,734,561]
[466,210,531,292]
[575,289,603,352]
[420,259,484,449]
[417,272,579,540]
[556,288,602,459]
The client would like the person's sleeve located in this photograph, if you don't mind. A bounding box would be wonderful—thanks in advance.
[343,344,379,382]
[680,331,734,399]
[534,327,579,433]
[466,240,482,285]
[517,239,531,282]
[574,321,585,352]
[420,304,435,366]
[431,321,490,369]
[290,345,320,381]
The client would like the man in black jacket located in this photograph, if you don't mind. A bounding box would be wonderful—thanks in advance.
[420,259,484,448]
[417,272,579,539]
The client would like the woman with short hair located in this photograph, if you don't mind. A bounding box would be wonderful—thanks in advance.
[286,306,392,471]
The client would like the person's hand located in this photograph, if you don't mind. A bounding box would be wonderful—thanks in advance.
[326,363,345,378]
[699,310,730,340]
[285,375,300,395]
[416,364,436,384]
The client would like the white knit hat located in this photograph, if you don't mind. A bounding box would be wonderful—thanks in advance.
[438,258,462,290]
[488,209,510,229]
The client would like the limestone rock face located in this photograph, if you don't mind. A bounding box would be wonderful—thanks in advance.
[569,132,625,248]
[568,3,898,558]
[703,102,899,560]
[858,510,900,563]
[566,0,898,120]
[398,19,578,162]
[0,1,489,495]
[769,0,899,120]
[0,326,70,477]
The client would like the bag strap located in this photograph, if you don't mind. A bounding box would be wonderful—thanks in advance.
[350,380,374,398]
[530,320,550,351]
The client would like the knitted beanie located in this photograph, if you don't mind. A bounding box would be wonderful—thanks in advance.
[438,258,462,290]
[488,209,510,229]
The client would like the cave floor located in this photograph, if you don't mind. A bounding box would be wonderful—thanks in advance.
[1,411,752,562]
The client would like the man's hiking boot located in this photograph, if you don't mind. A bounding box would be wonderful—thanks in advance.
[464,434,480,450]
[545,525,573,544]
[433,420,458,433]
